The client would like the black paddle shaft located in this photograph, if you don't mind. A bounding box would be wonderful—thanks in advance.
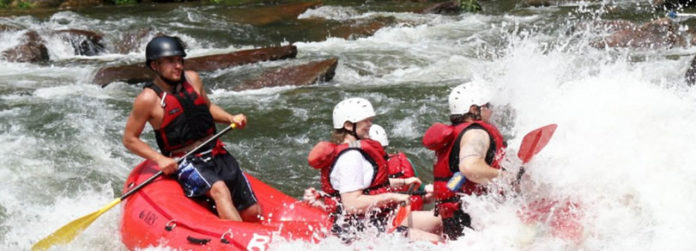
[120,124,235,200]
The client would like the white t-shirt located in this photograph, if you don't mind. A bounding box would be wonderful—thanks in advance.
[329,150,375,194]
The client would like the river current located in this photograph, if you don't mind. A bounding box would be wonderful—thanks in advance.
[1,0,696,250]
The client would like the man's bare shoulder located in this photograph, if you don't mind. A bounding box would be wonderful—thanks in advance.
[460,128,490,158]
[185,70,203,87]
[133,88,159,107]
[462,128,489,141]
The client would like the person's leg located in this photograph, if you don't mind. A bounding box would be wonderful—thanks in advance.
[406,228,442,242]
[240,203,261,222]
[226,171,260,222]
[211,151,260,222]
[403,210,443,235]
[207,180,242,221]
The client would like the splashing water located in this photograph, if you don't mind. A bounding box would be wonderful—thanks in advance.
[2,1,696,250]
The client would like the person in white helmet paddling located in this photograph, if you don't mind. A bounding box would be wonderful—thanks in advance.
[305,97,441,242]
[421,82,507,240]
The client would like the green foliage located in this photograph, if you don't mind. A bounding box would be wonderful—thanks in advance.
[17,0,33,8]
[460,0,481,13]
[0,0,33,8]
[0,0,11,8]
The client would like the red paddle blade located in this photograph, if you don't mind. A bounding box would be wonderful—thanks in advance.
[388,205,409,233]
[518,124,557,164]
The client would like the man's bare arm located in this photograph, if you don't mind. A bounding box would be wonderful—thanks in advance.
[458,129,501,184]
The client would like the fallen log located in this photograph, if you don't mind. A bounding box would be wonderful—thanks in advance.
[233,58,338,91]
[94,45,297,87]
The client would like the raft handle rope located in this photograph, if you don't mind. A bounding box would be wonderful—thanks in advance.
[164,220,177,231]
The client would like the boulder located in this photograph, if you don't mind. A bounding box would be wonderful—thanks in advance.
[94,45,298,86]
[233,58,338,91]
[1,30,49,63]
[592,18,686,49]
[53,29,105,56]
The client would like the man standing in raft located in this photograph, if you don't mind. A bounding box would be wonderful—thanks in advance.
[122,36,260,222]
[422,82,507,239]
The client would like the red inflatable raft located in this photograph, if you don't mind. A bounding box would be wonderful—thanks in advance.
[120,160,331,250]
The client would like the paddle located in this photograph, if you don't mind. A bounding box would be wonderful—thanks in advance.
[32,123,237,251]
[514,124,557,185]
[446,124,558,193]
[388,184,416,234]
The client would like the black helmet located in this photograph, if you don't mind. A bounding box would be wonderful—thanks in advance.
[145,36,187,68]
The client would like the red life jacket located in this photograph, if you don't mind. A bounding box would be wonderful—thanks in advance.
[145,81,216,156]
[387,152,416,180]
[422,121,505,218]
[307,139,393,215]
[387,152,424,210]
[308,141,426,213]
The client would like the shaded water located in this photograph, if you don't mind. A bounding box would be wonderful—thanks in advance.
[2,0,696,250]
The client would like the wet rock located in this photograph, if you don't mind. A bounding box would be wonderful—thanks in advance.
[58,0,103,9]
[420,1,461,14]
[592,18,686,49]
[94,45,298,86]
[0,23,21,32]
[595,20,636,32]
[234,1,323,26]
[266,1,323,23]
[1,30,49,63]
[685,56,696,86]
[53,29,105,56]
[234,58,338,91]
[327,17,394,39]
[186,45,297,72]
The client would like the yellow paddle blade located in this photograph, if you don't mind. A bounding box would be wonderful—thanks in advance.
[32,198,122,251]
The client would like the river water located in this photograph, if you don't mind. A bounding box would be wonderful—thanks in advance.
[2,0,696,250]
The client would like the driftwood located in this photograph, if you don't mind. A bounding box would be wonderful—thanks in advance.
[94,45,298,87]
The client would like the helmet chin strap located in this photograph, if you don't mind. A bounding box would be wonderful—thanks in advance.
[348,122,361,140]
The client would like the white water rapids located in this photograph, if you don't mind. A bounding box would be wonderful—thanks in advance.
[1,2,696,250]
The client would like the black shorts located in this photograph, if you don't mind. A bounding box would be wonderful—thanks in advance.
[176,150,258,211]
[442,209,472,240]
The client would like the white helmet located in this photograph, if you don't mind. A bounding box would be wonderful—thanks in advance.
[448,81,492,115]
[332,97,376,129]
[369,124,389,147]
